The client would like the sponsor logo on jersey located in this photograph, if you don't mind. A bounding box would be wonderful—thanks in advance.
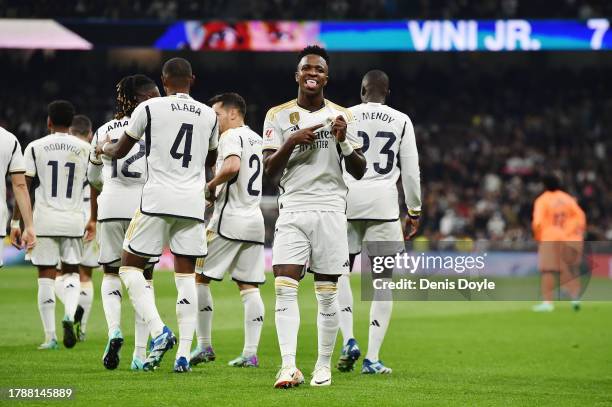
[264,128,274,142]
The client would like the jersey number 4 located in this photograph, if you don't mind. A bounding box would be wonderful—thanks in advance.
[170,123,193,168]
[357,130,396,175]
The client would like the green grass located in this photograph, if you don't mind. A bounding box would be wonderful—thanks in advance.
[1,267,611,406]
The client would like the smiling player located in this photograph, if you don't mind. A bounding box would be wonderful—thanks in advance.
[263,45,366,388]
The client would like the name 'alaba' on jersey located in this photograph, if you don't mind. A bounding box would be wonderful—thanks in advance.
[344,102,422,220]
[0,128,25,235]
[125,93,218,222]
[90,117,147,221]
[24,133,90,236]
[263,99,361,212]
[208,126,264,244]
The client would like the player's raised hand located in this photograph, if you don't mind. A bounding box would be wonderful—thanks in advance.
[84,219,96,242]
[290,123,323,146]
[331,115,347,142]
[20,226,36,250]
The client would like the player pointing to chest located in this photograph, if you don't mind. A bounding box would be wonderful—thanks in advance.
[263,45,366,388]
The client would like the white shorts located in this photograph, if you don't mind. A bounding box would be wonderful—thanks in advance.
[123,210,206,258]
[99,220,131,266]
[81,237,100,268]
[272,211,350,275]
[99,220,158,267]
[30,237,83,267]
[196,231,265,284]
[348,219,404,256]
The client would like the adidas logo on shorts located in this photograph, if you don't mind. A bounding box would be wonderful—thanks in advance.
[43,298,55,304]
[177,298,191,305]
[371,320,381,327]
[341,306,352,313]
[252,316,264,322]
[199,305,213,312]
[108,290,122,297]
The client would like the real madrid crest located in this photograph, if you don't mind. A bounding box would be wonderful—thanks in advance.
[289,111,300,125]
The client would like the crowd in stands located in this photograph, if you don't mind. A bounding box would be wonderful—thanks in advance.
[2,0,610,20]
[2,50,610,244]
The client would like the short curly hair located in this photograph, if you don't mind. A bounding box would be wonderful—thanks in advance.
[297,45,329,66]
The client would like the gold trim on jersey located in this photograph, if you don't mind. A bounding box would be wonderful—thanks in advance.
[125,209,142,240]
[265,99,298,122]
[265,98,353,123]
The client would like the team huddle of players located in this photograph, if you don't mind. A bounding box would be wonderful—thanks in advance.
[1,45,422,388]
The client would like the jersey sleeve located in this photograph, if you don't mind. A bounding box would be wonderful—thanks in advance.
[125,103,147,141]
[398,117,422,217]
[8,138,25,174]
[209,116,219,151]
[262,109,283,151]
[221,132,243,160]
[89,129,103,165]
[24,142,36,178]
[87,161,103,191]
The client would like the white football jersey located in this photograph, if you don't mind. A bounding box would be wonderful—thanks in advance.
[0,127,26,236]
[125,93,218,222]
[208,126,264,244]
[24,133,90,236]
[263,99,361,212]
[344,102,421,220]
[90,117,147,221]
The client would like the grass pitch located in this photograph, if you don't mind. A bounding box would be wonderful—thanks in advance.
[0,266,611,406]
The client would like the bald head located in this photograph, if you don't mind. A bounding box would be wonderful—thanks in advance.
[361,69,390,103]
[162,57,194,92]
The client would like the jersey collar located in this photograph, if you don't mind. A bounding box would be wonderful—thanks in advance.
[172,93,192,99]
[295,98,329,114]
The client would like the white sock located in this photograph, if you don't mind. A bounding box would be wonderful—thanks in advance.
[195,283,213,349]
[241,288,264,357]
[274,276,299,368]
[337,274,354,345]
[366,296,393,362]
[38,278,56,342]
[101,274,122,337]
[134,280,154,360]
[119,266,164,338]
[175,273,197,360]
[54,274,65,305]
[63,273,80,321]
[315,280,339,369]
[78,280,94,333]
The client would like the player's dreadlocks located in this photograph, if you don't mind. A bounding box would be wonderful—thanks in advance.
[297,45,330,65]
[115,74,157,119]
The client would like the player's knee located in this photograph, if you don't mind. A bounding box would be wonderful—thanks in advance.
[273,264,303,281]
[196,273,210,285]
